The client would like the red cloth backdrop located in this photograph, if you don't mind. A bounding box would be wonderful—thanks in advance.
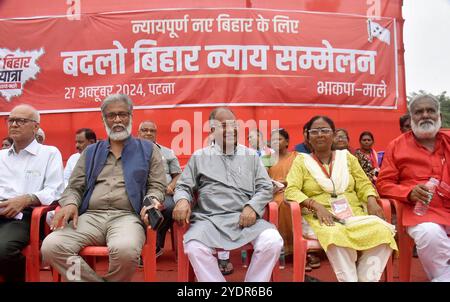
[0,0,406,166]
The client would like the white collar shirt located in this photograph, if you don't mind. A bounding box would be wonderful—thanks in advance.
[0,139,64,205]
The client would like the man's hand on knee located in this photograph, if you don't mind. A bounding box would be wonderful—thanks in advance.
[239,205,257,228]
[51,204,79,231]
[172,199,191,225]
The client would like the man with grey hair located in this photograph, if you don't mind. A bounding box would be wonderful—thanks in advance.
[42,94,167,281]
[377,94,450,281]
[173,107,283,282]
[137,120,182,257]
[0,104,64,281]
[35,128,45,144]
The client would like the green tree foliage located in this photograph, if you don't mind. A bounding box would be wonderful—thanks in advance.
[407,90,450,128]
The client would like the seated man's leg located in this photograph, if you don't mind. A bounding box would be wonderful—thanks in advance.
[184,240,226,282]
[407,222,450,282]
[157,195,175,253]
[245,228,283,282]
[104,213,145,282]
[356,243,392,282]
[41,212,107,282]
[0,210,31,282]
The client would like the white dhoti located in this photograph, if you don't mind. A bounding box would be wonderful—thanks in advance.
[184,228,283,282]
[407,222,450,282]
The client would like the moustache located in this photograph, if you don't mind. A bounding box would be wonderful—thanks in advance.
[112,124,126,130]
[419,119,434,126]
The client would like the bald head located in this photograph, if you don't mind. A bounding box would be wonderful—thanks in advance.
[209,107,236,129]
[8,104,40,150]
[138,120,157,142]
[10,104,40,123]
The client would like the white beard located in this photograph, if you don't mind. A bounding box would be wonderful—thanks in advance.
[411,116,441,139]
[104,118,132,141]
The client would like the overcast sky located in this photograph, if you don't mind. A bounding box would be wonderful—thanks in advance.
[403,0,450,96]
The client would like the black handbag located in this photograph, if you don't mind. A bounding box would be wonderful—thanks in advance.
[143,196,164,230]
[147,206,164,230]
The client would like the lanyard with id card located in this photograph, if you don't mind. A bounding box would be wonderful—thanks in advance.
[330,196,354,220]
[312,152,354,221]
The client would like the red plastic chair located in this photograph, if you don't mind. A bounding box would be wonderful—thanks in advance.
[389,199,415,282]
[21,204,57,282]
[51,206,157,282]
[175,201,281,282]
[289,198,394,282]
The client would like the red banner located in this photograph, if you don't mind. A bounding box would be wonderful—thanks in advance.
[0,8,399,113]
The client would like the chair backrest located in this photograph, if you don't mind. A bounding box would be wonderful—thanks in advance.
[289,199,393,282]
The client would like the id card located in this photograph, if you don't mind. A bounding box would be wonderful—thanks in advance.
[330,196,353,220]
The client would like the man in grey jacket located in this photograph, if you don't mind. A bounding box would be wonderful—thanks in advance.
[173,107,283,282]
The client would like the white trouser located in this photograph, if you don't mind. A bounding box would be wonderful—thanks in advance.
[407,222,450,282]
[184,228,283,282]
[325,244,392,282]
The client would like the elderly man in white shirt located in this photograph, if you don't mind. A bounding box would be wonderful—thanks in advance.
[0,104,64,281]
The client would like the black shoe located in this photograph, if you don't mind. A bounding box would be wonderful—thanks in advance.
[305,274,321,282]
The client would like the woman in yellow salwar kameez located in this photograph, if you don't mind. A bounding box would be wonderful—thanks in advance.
[285,116,397,282]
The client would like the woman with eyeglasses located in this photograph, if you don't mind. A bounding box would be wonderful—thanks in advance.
[354,131,379,184]
[333,128,352,152]
[285,115,397,282]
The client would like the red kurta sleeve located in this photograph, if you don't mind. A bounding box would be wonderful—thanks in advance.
[376,136,415,203]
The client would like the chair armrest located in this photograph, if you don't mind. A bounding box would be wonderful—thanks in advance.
[388,198,405,232]
[29,204,58,248]
[174,221,189,250]
[288,201,303,242]
[377,198,392,223]
[145,225,157,243]
[267,201,279,228]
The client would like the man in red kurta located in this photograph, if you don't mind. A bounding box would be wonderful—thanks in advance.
[377,94,450,282]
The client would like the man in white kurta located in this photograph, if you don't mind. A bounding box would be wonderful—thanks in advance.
[173,107,283,282]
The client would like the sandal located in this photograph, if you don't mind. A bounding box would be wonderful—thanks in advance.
[307,253,321,269]
[218,259,234,275]
[305,262,312,272]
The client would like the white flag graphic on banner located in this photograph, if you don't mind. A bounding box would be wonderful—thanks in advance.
[367,19,390,45]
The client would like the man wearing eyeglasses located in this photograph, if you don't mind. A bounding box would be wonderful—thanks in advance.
[0,104,65,281]
[42,94,167,281]
[173,107,283,282]
[138,120,182,258]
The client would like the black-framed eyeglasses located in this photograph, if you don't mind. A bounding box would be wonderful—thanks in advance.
[139,127,156,133]
[5,117,38,126]
[213,120,238,130]
[308,127,333,136]
[104,111,130,121]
